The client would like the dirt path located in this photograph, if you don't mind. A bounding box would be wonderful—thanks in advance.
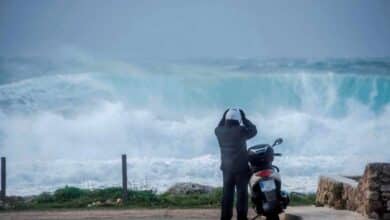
[0,206,369,220]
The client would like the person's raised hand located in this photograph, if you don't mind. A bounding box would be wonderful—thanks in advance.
[223,109,229,118]
[239,109,246,119]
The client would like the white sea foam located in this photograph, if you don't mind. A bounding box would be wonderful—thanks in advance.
[0,63,389,195]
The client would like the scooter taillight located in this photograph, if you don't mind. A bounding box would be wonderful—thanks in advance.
[255,169,273,177]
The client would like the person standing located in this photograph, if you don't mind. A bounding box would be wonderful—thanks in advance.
[215,108,257,220]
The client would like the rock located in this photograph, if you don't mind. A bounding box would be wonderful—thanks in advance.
[366,164,380,179]
[90,201,103,207]
[383,212,390,220]
[367,200,382,211]
[166,182,215,195]
[382,192,390,199]
[383,165,390,176]
[104,199,115,206]
[366,191,379,200]
[368,211,379,219]
[387,200,390,211]
[368,180,380,190]
[316,175,358,210]
[383,177,390,184]
[334,200,345,210]
[316,163,390,219]
[381,185,390,192]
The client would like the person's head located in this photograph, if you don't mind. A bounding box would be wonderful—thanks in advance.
[225,108,242,126]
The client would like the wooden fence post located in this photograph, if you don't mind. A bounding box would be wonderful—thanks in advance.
[122,154,128,202]
[1,157,5,201]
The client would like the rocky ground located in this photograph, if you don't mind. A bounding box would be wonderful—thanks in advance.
[0,206,369,220]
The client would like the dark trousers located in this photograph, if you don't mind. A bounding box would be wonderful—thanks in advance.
[221,171,249,220]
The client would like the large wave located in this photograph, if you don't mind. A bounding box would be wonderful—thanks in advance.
[0,58,389,195]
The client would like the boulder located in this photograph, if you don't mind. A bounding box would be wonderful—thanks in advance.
[382,212,390,220]
[384,192,390,199]
[382,177,390,184]
[381,185,390,192]
[383,165,390,176]
[366,164,380,179]
[366,191,379,200]
[387,200,390,211]
[367,200,382,212]
[316,175,358,209]
[166,182,215,195]
[316,163,390,219]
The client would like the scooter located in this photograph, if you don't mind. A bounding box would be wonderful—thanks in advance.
[247,138,289,220]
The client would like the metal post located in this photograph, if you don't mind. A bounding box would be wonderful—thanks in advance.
[122,154,128,202]
[1,157,5,201]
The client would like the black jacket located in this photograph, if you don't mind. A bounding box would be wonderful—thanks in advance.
[215,116,257,173]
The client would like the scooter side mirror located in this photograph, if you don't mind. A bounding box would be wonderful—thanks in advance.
[272,138,283,146]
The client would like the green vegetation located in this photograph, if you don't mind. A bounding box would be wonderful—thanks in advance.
[1,186,315,210]
[288,192,316,206]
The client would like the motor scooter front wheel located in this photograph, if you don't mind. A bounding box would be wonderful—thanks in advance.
[265,213,280,220]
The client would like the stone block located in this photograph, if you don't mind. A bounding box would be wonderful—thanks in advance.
[166,182,215,195]
[367,200,382,211]
[366,164,381,179]
[368,211,379,219]
[387,200,390,211]
[383,177,390,184]
[382,192,390,199]
[366,191,380,200]
[383,212,390,220]
[381,185,390,192]
[368,181,380,190]
[383,164,390,176]
[317,163,390,219]
[334,200,346,210]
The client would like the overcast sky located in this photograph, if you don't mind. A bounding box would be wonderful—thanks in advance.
[1,0,389,60]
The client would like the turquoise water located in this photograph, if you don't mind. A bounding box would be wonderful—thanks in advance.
[0,58,389,194]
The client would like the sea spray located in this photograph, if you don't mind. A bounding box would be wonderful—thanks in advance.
[0,58,389,195]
